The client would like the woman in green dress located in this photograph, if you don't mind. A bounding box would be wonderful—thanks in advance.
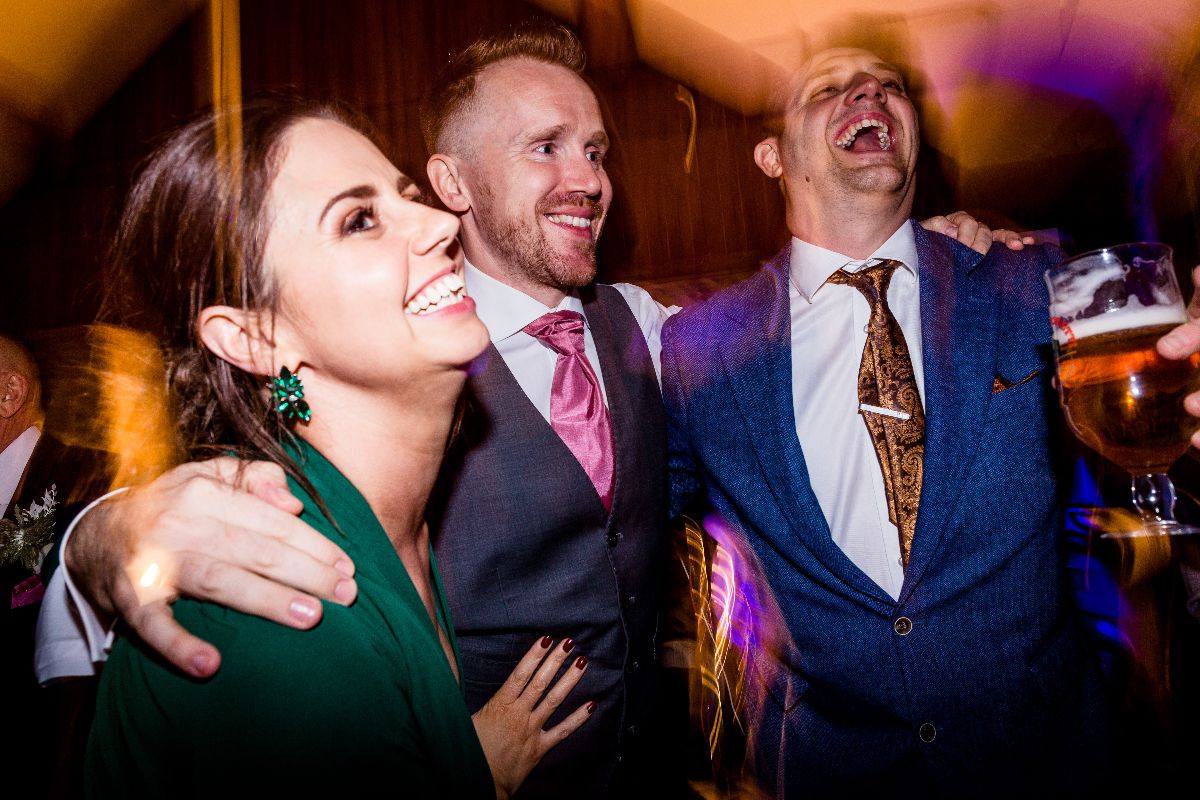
[86,100,592,797]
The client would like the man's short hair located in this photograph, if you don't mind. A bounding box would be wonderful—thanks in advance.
[420,21,586,156]
[763,14,924,137]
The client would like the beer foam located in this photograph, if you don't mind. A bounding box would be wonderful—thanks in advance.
[1047,261,1126,320]
[1052,303,1185,344]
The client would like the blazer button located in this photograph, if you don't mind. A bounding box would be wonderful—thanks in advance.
[626,595,637,606]
[919,723,937,743]
[893,616,913,635]
[607,530,623,547]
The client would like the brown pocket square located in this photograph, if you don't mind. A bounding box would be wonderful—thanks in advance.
[992,369,1040,394]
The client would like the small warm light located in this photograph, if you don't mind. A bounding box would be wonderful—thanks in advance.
[139,562,161,589]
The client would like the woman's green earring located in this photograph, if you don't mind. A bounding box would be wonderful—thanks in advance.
[272,366,311,422]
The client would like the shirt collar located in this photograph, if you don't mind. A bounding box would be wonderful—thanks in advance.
[0,426,41,511]
[789,222,919,303]
[463,260,587,343]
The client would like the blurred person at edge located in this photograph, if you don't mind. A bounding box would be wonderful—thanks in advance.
[38,23,1027,799]
[0,333,110,799]
[660,42,1200,795]
[81,98,591,797]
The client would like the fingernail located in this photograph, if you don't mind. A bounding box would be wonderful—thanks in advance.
[587,700,596,714]
[190,652,214,676]
[562,638,575,653]
[334,579,356,604]
[575,656,588,669]
[334,558,354,577]
[289,599,318,623]
[540,635,553,649]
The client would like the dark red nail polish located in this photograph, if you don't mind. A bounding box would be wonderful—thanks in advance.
[562,638,575,653]
[587,700,596,714]
[575,656,588,669]
[539,635,552,649]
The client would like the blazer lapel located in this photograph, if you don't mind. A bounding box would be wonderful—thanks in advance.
[901,222,998,599]
[719,248,891,601]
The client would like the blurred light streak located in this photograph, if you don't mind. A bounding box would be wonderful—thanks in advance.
[673,84,697,174]
[138,562,160,589]
[31,324,175,490]
[682,507,791,782]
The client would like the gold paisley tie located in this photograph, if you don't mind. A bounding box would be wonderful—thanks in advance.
[827,260,924,567]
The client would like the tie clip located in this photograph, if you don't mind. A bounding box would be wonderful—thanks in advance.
[859,403,911,421]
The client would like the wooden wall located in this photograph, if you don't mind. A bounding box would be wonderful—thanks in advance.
[0,0,787,337]
[2,0,1193,335]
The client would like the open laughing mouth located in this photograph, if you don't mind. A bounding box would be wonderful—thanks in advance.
[404,269,468,315]
[833,114,894,151]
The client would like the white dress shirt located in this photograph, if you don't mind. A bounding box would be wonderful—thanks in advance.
[789,224,924,600]
[0,425,40,512]
[34,264,676,684]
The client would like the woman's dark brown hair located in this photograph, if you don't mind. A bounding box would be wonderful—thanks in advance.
[104,98,368,498]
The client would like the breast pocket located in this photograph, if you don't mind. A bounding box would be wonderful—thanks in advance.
[975,368,1056,482]
[988,362,1050,415]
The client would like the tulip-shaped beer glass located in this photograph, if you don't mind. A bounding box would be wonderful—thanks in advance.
[1045,242,1200,537]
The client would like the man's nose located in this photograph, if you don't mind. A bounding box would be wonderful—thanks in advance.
[846,73,885,105]
[562,151,602,197]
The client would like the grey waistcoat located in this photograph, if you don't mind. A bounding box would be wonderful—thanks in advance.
[428,283,667,798]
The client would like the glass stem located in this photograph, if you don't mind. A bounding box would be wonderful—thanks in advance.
[1130,472,1179,526]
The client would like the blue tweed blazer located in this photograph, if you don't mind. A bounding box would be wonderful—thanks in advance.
[661,221,1112,794]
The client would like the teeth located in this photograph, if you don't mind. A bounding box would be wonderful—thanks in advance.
[405,272,466,315]
[546,214,591,229]
[835,118,891,149]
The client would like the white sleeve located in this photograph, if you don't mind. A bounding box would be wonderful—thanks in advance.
[34,488,127,684]
[611,282,682,389]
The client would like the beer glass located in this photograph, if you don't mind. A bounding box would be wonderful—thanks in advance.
[1045,242,1200,537]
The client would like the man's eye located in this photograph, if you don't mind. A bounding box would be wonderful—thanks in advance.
[586,150,605,164]
[883,80,906,93]
[811,86,838,100]
[534,143,554,155]
[343,207,378,235]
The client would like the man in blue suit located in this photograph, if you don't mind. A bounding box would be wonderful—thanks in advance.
[661,46,1115,794]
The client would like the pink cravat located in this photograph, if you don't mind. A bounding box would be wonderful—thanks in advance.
[523,310,615,511]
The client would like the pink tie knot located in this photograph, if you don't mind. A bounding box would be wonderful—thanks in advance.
[522,310,586,355]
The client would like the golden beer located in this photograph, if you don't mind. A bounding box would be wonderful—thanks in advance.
[1057,323,1200,473]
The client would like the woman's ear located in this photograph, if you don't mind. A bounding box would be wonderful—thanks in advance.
[426,154,472,213]
[197,306,279,377]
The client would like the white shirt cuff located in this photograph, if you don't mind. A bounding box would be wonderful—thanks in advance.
[34,487,128,683]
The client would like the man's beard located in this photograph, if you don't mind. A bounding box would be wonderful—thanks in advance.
[476,189,603,293]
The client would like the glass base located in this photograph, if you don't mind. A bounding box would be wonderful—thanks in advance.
[1101,520,1200,539]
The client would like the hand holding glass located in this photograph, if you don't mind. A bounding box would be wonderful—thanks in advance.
[1045,242,1200,537]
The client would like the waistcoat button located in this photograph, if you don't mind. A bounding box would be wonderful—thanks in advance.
[919,723,937,743]
[893,616,913,635]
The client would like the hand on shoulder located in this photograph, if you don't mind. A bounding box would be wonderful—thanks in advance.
[65,457,357,677]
